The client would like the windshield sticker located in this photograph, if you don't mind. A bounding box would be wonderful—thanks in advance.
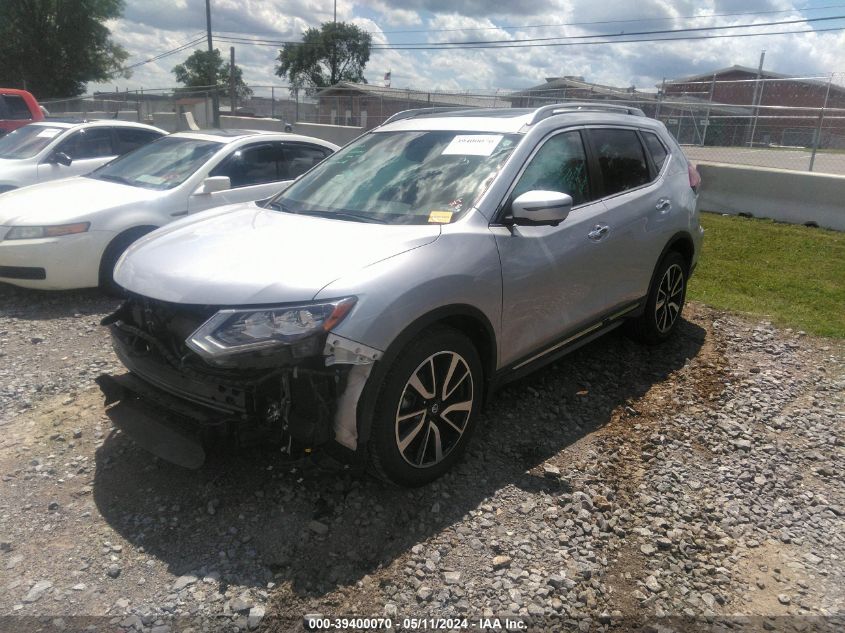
[135,174,166,185]
[428,210,453,224]
[441,134,503,156]
[36,129,61,138]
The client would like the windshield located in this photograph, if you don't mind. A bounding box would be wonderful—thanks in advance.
[0,125,66,159]
[273,130,521,224]
[88,136,222,190]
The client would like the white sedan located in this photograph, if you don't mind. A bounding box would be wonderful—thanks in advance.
[0,119,166,193]
[0,129,338,290]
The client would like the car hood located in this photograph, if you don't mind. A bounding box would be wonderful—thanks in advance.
[0,177,159,225]
[115,206,442,305]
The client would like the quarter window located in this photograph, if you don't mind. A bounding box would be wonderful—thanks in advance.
[642,132,668,172]
[590,129,649,195]
[511,130,590,206]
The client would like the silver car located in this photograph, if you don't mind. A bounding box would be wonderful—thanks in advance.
[100,103,703,486]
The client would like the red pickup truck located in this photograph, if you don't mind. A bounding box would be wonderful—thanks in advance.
[0,88,45,137]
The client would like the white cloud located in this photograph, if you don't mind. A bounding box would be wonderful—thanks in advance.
[88,0,845,98]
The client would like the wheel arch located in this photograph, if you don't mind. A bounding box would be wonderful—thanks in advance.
[98,225,159,283]
[354,303,497,449]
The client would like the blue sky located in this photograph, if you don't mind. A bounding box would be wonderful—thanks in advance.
[92,0,845,96]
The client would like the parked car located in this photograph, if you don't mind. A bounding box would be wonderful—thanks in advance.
[0,88,45,138]
[0,119,166,194]
[99,103,702,485]
[0,129,338,290]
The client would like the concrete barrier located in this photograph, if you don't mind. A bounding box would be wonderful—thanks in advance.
[292,122,364,146]
[220,115,286,132]
[696,162,845,231]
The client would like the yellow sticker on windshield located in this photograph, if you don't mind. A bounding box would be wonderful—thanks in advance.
[428,210,453,224]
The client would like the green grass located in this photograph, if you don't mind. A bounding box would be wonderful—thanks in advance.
[687,212,845,338]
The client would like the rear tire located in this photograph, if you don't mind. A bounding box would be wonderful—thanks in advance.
[98,227,155,296]
[625,251,688,345]
[368,326,482,487]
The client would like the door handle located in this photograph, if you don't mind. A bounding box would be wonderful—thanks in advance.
[588,224,610,241]
[656,198,672,211]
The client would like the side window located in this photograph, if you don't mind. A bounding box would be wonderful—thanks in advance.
[115,128,163,155]
[511,130,590,206]
[642,131,668,172]
[210,143,281,188]
[57,128,115,160]
[281,144,332,179]
[590,128,650,195]
[1,95,33,120]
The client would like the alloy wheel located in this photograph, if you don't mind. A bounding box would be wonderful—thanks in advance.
[394,351,474,468]
[655,263,685,333]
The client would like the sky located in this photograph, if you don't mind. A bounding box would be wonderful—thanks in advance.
[90,0,845,97]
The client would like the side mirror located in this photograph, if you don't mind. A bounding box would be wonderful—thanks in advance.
[51,151,73,167]
[194,176,231,195]
[510,190,573,226]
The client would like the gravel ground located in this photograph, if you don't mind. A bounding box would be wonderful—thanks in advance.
[0,283,842,633]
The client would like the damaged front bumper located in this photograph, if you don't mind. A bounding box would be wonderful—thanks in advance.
[99,296,381,468]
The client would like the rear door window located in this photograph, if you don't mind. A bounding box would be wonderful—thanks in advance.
[56,128,116,160]
[280,143,332,179]
[511,130,591,206]
[642,131,669,172]
[115,128,163,154]
[0,95,34,120]
[589,128,650,196]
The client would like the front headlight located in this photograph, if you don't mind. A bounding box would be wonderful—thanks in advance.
[4,222,90,240]
[186,297,356,362]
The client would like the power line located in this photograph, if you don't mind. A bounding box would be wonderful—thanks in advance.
[373,15,845,48]
[122,33,207,71]
[213,24,845,51]
[210,15,845,50]
[374,2,845,34]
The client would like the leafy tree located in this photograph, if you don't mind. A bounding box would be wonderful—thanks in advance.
[172,49,253,100]
[0,0,129,98]
[276,22,372,93]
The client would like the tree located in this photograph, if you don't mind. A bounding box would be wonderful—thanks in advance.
[172,49,253,100]
[276,22,371,93]
[0,0,129,98]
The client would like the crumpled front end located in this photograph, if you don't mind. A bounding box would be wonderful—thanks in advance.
[99,295,381,468]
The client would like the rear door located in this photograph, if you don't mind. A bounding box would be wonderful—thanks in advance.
[37,127,118,181]
[0,93,38,135]
[584,127,671,308]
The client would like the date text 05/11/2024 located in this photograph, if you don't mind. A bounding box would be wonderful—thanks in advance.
[305,616,529,630]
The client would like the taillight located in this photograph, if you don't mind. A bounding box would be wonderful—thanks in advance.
[688,163,701,193]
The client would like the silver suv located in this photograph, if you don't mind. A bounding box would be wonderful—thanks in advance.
[100,103,703,486]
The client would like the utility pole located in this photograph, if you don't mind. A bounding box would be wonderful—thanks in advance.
[206,0,220,127]
[747,49,765,147]
[229,46,237,115]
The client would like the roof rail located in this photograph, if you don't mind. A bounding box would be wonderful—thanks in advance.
[529,102,646,125]
[382,107,471,126]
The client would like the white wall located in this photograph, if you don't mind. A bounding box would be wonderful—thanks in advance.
[292,122,364,146]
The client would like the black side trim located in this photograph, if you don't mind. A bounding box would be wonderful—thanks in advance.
[0,265,46,280]
[494,299,643,385]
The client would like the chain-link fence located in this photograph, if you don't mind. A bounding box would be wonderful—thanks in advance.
[39,72,845,175]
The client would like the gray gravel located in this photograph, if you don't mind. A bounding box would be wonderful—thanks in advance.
[0,283,842,633]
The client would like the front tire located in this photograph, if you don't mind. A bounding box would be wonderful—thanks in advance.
[626,251,688,344]
[368,326,482,486]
